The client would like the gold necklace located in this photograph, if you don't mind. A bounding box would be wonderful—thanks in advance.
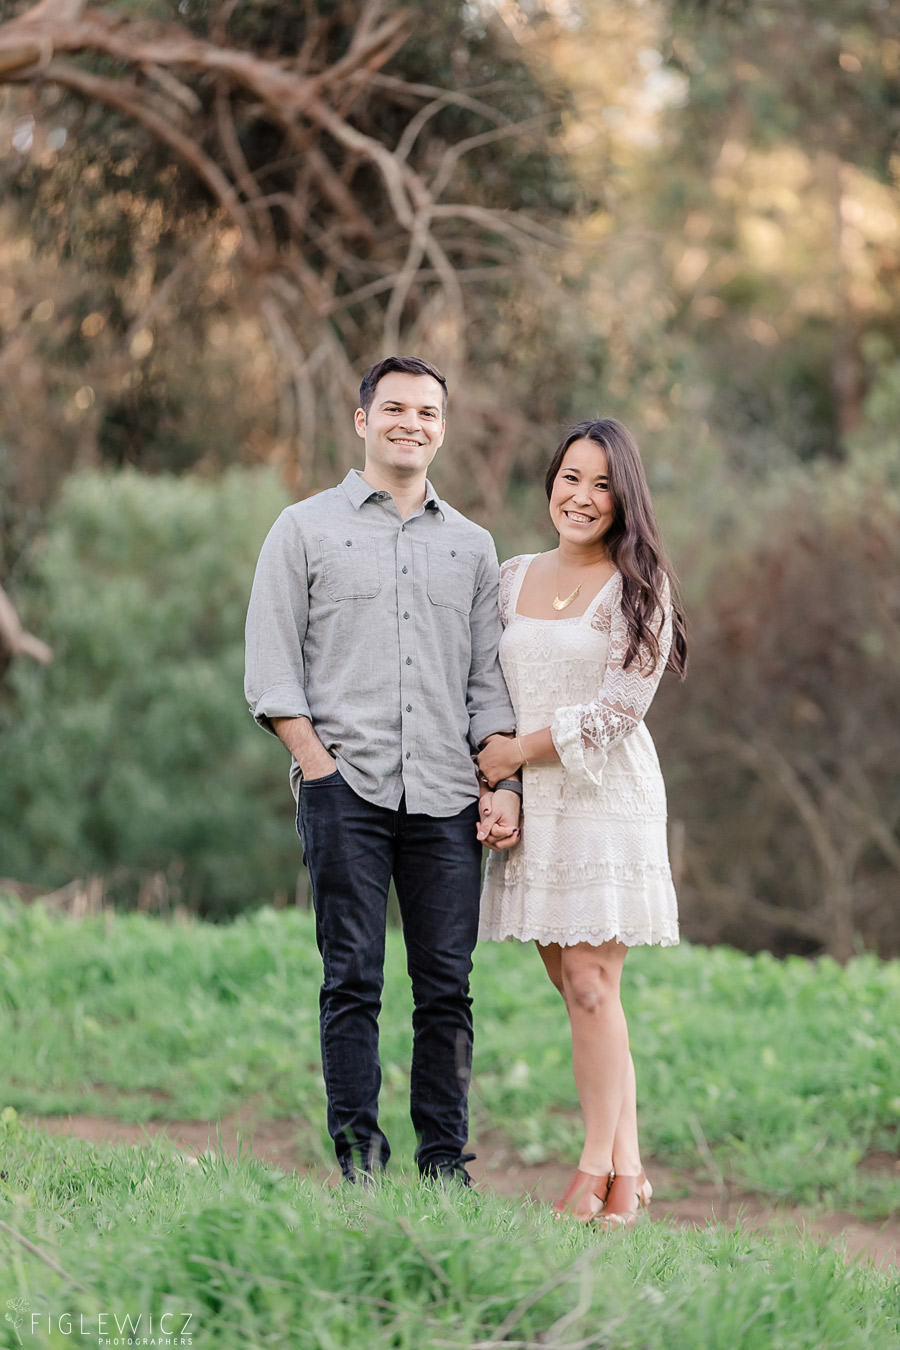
[553,557,581,610]
[553,581,581,611]
[553,552,609,611]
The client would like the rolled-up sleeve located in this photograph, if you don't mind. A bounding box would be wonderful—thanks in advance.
[244,511,312,735]
[466,540,516,748]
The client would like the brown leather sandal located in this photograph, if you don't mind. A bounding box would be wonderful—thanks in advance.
[596,1169,652,1230]
[552,1169,612,1222]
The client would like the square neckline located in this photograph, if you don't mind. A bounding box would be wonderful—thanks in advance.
[510,553,619,623]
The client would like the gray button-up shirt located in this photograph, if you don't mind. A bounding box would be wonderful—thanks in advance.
[244,469,515,815]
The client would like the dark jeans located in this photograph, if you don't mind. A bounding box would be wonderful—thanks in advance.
[297,770,482,1178]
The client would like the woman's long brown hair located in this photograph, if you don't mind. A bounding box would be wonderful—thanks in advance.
[545,418,688,677]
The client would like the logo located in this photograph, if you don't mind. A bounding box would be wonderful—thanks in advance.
[5,1300,29,1346]
[4,1306,194,1345]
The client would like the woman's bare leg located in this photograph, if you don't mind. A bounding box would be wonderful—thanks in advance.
[538,940,630,1176]
[536,940,564,995]
[610,1052,642,1176]
[562,941,629,1175]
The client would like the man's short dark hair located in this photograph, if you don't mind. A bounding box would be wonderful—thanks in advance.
[358,356,448,416]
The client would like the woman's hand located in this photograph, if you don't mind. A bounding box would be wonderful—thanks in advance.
[477,790,521,851]
[476,734,524,788]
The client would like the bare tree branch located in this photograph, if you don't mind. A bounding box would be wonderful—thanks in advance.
[0,582,53,665]
[687,848,830,943]
[214,81,276,248]
[392,82,513,163]
[428,113,554,201]
[33,60,263,258]
[0,0,566,481]
[723,734,844,879]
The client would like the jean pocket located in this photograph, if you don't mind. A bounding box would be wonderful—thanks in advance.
[302,767,342,787]
[297,768,341,849]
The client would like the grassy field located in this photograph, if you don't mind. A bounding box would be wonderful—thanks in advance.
[2,896,900,1348]
[2,896,898,1216]
[1,1114,899,1350]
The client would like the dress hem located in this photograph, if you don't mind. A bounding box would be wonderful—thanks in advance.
[478,925,680,949]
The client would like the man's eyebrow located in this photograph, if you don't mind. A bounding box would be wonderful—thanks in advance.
[378,399,442,413]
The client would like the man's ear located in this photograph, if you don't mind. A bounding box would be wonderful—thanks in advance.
[437,418,446,447]
[354,407,367,439]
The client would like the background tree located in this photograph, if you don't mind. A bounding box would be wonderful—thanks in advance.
[0,0,576,570]
[660,0,900,465]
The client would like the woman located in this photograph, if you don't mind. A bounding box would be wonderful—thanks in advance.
[476,417,687,1228]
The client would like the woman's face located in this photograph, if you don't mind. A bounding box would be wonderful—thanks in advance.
[549,438,616,549]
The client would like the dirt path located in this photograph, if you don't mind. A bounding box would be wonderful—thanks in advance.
[28,1112,899,1269]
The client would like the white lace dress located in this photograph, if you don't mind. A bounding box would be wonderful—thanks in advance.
[479,554,679,948]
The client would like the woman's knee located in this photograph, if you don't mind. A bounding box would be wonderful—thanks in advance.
[560,953,621,1014]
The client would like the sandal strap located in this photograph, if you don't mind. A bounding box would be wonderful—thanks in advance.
[553,1168,612,1217]
[602,1170,651,1222]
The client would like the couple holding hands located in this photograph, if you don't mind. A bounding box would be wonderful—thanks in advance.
[244,355,687,1229]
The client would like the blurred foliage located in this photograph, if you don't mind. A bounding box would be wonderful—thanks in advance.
[653,443,900,958]
[0,469,297,916]
[658,0,900,464]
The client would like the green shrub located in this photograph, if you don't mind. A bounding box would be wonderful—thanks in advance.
[0,469,298,916]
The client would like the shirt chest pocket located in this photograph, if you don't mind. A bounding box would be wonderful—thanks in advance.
[319,537,381,600]
[426,545,477,615]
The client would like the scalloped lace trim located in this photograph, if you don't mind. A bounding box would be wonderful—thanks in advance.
[481,924,680,948]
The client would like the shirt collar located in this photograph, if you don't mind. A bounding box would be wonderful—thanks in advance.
[340,469,445,519]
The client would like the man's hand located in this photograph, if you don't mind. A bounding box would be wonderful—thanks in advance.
[299,747,338,781]
[475,733,524,788]
[476,789,521,851]
[271,716,336,781]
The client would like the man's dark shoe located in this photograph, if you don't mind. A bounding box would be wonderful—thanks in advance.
[342,1163,383,1190]
[420,1152,477,1189]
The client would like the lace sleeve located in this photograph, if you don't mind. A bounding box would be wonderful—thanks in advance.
[551,574,673,786]
[498,555,529,629]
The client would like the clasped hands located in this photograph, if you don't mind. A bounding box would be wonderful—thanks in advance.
[475,733,525,853]
[475,732,525,787]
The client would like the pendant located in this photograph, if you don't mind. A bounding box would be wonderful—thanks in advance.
[552,584,582,611]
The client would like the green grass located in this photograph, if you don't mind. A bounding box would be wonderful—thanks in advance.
[1,1116,898,1350]
[1,896,899,1216]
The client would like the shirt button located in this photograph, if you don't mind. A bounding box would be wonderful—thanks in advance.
[406,704,412,712]
[402,566,408,574]
[406,657,412,666]
[345,540,352,547]
[401,524,406,532]
[403,611,409,620]
[451,550,456,557]
[405,752,411,760]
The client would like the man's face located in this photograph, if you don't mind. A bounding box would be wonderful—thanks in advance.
[354,372,446,479]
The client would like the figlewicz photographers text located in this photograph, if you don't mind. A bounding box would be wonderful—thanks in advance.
[30,1312,193,1344]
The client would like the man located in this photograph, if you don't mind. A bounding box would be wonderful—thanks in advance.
[244,355,520,1185]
